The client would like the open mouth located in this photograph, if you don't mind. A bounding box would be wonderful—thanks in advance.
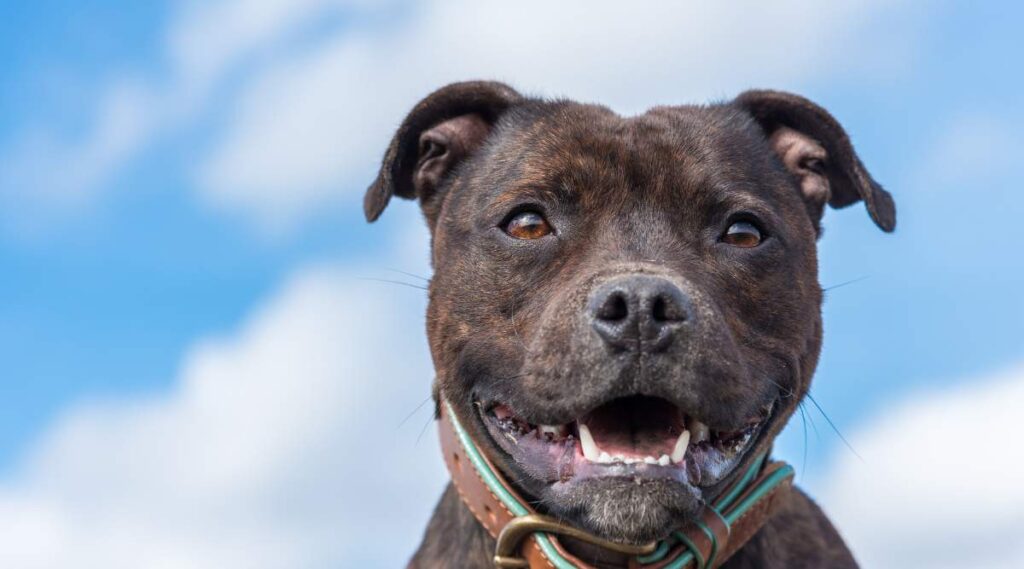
[479,395,771,488]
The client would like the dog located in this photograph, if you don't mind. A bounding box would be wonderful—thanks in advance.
[365,81,895,568]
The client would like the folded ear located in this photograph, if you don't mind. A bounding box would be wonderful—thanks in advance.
[735,90,896,233]
[364,81,521,223]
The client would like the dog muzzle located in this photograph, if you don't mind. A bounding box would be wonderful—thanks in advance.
[438,397,794,569]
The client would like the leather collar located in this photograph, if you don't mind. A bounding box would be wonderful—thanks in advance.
[438,398,794,569]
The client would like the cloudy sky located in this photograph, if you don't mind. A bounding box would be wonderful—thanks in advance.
[1,1,1022,567]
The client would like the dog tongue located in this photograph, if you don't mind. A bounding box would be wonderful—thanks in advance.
[581,396,684,458]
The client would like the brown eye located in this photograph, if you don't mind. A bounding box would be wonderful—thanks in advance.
[504,211,553,240]
[722,220,763,248]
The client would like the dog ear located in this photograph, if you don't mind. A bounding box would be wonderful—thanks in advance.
[364,81,521,223]
[735,90,896,233]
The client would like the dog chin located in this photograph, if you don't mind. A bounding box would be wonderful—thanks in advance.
[546,477,701,544]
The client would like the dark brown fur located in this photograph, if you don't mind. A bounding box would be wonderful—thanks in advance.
[365,81,895,568]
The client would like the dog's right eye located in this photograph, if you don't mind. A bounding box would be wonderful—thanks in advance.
[722,220,763,248]
[503,211,553,240]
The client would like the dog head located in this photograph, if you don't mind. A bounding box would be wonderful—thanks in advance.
[365,81,894,543]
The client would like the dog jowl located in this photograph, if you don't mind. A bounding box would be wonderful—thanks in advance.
[365,82,894,568]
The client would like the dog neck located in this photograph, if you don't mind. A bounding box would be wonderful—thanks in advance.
[437,397,794,569]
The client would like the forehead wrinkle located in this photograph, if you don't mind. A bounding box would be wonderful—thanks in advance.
[642,106,789,205]
[489,184,567,210]
[512,111,638,212]
[709,191,780,220]
[642,105,760,173]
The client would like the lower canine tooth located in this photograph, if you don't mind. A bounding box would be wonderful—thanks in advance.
[671,430,691,464]
[578,424,600,461]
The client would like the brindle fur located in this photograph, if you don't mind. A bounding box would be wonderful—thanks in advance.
[365,81,894,568]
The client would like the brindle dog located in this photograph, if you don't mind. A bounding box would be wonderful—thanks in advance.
[365,81,895,568]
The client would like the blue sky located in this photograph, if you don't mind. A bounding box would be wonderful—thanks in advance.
[1,1,1022,567]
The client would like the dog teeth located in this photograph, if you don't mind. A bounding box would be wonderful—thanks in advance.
[688,419,710,444]
[579,422,689,467]
[578,423,600,461]
[670,430,691,464]
[594,451,673,466]
[537,424,568,440]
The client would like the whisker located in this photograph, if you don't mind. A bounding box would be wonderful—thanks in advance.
[381,267,431,283]
[798,402,809,479]
[764,376,796,400]
[415,413,436,446]
[805,391,863,462]
[823,275,869,292]
[398,393,434,428]
[804,402,822,442]
[358,277,429,291]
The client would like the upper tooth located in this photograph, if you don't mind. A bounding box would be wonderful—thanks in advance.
[670,430,691,464]
[578,423,600,461]
[538,424,565,440]
[689,420,710,444]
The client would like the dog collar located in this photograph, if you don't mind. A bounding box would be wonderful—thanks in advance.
[438,399,794,569]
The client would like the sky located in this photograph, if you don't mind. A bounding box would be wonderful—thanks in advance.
[0,1,1022,567]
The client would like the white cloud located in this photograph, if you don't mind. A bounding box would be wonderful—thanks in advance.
[166,0,389,98]
[822,364,1024,568]
[0,79,158,226]
[0,0,378,230]
[0,218,444,568]
[200,0,916,232]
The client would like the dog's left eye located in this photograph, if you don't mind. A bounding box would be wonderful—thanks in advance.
[722,220,763,248]
[503,211,553,240]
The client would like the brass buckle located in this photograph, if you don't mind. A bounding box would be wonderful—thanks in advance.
[493,514,658,568]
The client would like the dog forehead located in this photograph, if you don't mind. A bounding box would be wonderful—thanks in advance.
[470,101,776,206]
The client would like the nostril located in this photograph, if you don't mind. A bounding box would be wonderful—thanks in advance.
[651,294,686,323]
[597,292,629,321]
[652,296,668,322]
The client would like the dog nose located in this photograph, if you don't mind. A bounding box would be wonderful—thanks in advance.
[589,275,690,352]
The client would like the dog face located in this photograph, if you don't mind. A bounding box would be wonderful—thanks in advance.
[365,82,894,543]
